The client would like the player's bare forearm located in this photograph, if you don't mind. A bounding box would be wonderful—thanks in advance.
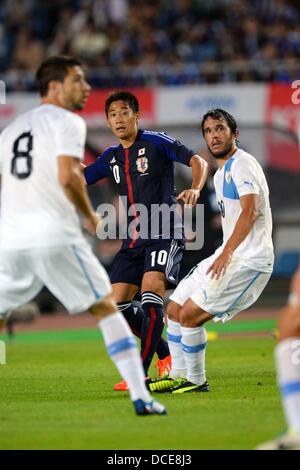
[63,178,101,235]
[190,154,208,192]
[177,154,208,206]
[63,174,94,218]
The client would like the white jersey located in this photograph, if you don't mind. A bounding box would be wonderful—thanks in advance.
[0,104,87,250]
[213,148,274,272]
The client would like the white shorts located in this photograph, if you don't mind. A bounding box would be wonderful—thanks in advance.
[0,242,112,317]
[170,253,272,323]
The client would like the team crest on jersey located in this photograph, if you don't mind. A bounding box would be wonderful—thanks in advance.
[136,156,148,173]
[225,171,231,184]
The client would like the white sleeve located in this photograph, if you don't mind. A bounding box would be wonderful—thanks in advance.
[56,113,87,161]
[232,158,260,197]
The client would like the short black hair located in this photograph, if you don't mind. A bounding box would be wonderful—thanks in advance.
[201,108,238,136]
[36,56,83,97]
[105,91,139,116]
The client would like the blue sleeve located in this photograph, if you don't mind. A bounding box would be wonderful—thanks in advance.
[84,149,112,185]
[164,139,194,166]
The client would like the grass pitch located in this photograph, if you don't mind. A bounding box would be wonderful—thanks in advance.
[0,326,284,450]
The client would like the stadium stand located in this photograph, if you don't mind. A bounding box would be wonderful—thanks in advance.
[0,0,300,90]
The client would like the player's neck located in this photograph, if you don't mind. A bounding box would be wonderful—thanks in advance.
[41,96,69,111]
[119,131,138,149]
[216,146,238,169]
[120,134,137,149]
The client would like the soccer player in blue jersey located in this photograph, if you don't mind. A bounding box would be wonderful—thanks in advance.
[84,91,208,390]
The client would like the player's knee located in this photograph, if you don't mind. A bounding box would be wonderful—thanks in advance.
[89,294,118,320]
[179,306,194,327]
[166,301,181,322]
[278,305,300,341]
[179,300,211,328]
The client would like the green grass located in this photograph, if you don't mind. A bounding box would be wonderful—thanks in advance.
[0,331,284,450]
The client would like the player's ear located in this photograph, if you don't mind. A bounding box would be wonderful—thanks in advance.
[136,111,140,123]
[48,80,62,97]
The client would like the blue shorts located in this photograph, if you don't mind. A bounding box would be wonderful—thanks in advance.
[110,239,184,287]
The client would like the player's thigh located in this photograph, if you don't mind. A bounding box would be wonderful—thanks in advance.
[112,283,139,302]
[191,261,271,321]
[0,250,43,317]
[33,243,112,314]
[144,239,184,286]
[141,271,166,297]
[169,263,205,307]
[110,247,144,288]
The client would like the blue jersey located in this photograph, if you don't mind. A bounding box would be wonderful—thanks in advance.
[84,129,194,248]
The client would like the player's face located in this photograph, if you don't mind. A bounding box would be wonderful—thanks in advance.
[203,117,237,159]
[106,100,139,142]
[59,66,91,111]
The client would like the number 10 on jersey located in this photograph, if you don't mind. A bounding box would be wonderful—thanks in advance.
[150,250,168,267]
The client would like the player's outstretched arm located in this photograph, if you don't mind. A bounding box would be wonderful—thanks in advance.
[58,156,101,235]
[176,154,208,207]
[207,193,259,279]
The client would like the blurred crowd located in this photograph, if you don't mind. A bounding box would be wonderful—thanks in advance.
[1,0,300,90]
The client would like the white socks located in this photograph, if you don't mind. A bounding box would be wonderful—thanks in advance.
[276,338,300,433]
[180,325,207,386]
[166,319,186,379]
[167,320,208,385]
[99,312,151,402]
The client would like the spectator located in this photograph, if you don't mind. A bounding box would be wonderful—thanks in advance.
[0,0,299,89]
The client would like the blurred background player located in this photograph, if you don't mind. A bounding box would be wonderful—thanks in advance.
[83,90,208,390]
[149,108,274,394]
[0,55,166,416]
[257,265,300,450]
